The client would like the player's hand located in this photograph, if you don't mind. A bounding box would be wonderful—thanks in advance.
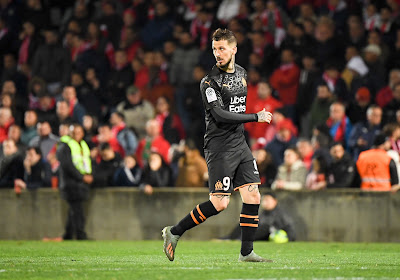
[257,109,273,123]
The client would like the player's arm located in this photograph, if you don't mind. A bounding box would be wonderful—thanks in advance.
[200,79,272,124]
[210,107,271,124]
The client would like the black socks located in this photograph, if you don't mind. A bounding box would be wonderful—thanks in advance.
[240,203,260,256]
[171,200,219,236]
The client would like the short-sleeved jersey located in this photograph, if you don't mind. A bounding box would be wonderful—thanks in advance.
[200,64,249,151]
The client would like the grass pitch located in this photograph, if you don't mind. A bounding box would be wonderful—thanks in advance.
[0,240,399,279]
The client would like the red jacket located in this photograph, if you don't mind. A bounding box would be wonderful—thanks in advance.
[375,86,393,108]
[245,96,283,140]
[136,135,170,167]
[0,120,13,143]
[269,63,300,105]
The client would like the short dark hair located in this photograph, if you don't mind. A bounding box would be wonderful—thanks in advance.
[28,146,42,157]
[113,111,125,121]
[212,28,237,45]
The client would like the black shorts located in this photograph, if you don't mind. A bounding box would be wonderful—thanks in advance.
[205,144,261,196]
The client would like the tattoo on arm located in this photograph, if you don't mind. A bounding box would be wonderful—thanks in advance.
[247,185,258,192]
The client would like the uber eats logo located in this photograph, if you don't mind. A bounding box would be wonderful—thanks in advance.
[229,96,246,113]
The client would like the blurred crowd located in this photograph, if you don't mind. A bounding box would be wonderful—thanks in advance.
[1,0,400,193]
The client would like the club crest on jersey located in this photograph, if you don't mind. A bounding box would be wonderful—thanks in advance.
[215,180,223,190]
[242,77,247,87]
[205,87,217,103]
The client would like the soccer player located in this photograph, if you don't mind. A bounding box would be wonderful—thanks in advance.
[162,28,273,262]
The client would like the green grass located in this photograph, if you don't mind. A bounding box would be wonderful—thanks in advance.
[0,241,399,280]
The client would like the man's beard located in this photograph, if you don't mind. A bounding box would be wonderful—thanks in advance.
[218,56,233,69]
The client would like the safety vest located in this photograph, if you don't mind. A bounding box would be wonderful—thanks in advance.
[66,138,92,175]
[356,149,391,191]
[60,135,71,143]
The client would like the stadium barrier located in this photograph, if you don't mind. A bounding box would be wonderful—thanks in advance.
[1,188,399,242]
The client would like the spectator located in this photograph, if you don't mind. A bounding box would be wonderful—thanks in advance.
[319,0,349,33]
[61,86,86,125]
[92,124,124,158]
[17,20,41,69]
[96,0,123,49]
[314,16,344,68]
[7,124,26,153]
[383,123,400,178]
[169,31,200,88]
[140,1,174,50]
[155,96,185,145]
[0,107,14,143]
[326,102,352,148]
[326,142,356,188]
[253,149,277,188]
[55,100,73,131]
[31,27,71,95]
[1,80,24,126]
[271,147,307,191]
[356,134,399,192]
[140,151,173,195]
[82,114,98,147]
[296,138,314,171]
[56,123,93,240]
[106,49,134,107]
[35,92,57,128]
[116,86,155,140]
[309,84,335,137]
[346,87,372,125]
[120,26,142,63]
[363,44,386,95]
[383,82,400,124]
[222,193,296,242]
[136,119,170,168]
[70,71,102,119]
[262,107,298,148]
[113,154,142,187]
[348,105,382,160]
[29,121,59,159]
[190,8,217,51]
[21,110,38,146]
[269,48,300,121]
[305,155,328,190]
[297,53,320,137]
[170,31,201,129]
[375,68,400,108]
[383,123,400,157]
[175,139,208,188]
[110,111,138,156]
[0,139,24,188]
[265,119,298,167]
[23,146,52,189]
[344,15,366,51]
[183,65,206,151]
[316,62,349,104]
[345,55,370,98]
[1,54,28,100]
[27,76,47,109]
[92,142,122,187]
[245,80,283,143]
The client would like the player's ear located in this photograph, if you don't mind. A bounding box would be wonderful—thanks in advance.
[232,46,237,55]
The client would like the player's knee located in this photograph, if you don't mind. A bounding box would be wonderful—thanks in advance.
[246,187,261,204]
[210,196,230,211]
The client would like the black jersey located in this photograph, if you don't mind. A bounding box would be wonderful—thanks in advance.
[200,64,252,151]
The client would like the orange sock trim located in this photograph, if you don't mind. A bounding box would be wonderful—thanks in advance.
[196,205,206,222]
[190,210,199,225]
[240,223,258,227]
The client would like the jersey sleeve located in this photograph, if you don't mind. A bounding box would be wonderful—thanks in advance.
[200,78,224,111]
